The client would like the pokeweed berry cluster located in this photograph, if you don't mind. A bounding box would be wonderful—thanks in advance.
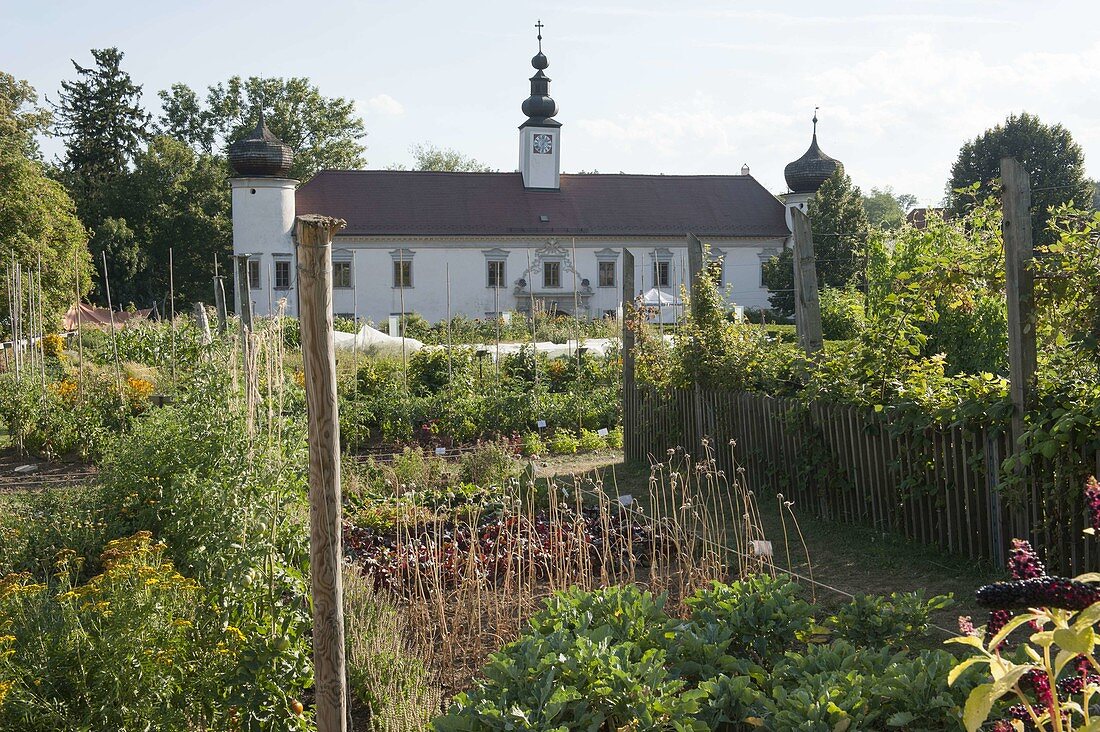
[977,576,1100,612]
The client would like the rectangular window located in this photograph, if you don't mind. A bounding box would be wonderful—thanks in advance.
[333,261,352,289]
[274,259,291,289]
[487,260,505,288]
[393,260,412,288]
[653,260,670,288]
[543,261,561,288]
[598,261,616,288]
[247,259,260,290]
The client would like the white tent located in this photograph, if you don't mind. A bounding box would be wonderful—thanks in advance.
[640,287,683,324]
[333,324,424,354]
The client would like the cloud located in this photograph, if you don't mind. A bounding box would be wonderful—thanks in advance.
[366,94,405,117]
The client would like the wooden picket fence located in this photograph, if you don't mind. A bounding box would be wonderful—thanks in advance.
[625,385,1100,574]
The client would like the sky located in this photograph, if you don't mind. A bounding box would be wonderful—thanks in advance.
[3,0,1099,207]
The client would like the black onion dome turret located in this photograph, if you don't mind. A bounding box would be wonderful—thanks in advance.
[228,112,294,178]
[520,29,560,127]
[784,113,841,194]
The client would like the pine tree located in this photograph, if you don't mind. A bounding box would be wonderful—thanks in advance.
[52,48,148,225]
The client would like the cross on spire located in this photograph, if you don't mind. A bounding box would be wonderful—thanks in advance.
[813,106,819,135]
[535,19,544,52]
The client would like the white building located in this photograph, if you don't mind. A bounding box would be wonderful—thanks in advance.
[229,30,840,323]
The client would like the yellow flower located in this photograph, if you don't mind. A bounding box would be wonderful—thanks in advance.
[224,625,247,643]
[0,680,12,707]
[292,370,306,388]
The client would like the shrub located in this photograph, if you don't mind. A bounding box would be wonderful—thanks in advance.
[458,440,518,487]
[519,431,546,457]
[605,426,624,450]
[548,429,579,455]
[819,286,866,340]
[684,576,815,668]
[390,448,452,493]
[343,565,440,730]
[578,428,605,453]
[0,533,253,731]
[826,591,952,649]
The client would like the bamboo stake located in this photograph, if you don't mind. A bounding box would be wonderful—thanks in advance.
[295,214,348,732]
[169,247,177,387]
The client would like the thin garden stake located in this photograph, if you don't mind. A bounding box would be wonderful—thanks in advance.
[74,250,84,400]
[101,252,123,397]
[399,248,407,393]
[446,260,452,384]
[169,247,177,387]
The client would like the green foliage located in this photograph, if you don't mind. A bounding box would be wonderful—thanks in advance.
[389,142,494,172]
[437,579,977,731]
[863,186,917,230]
[763,168,870,315]
[819,286,865,341]
[548,429,580,455]
[578,429,605,453]
[948,111,1091,246]
[459,440,519,486]
[0,367,314,730]
[826,591,953,649]
[158,75,366,181]
[0,142,93,332]
[685,577,815,668]
[520,431,546,456]
[0,71,52,158]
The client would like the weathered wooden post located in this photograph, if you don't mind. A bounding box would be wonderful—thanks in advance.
[791,208,824,355]
[213,275,228,334]
[622,249,636,462]
[193,302,212,344]
[295,214,348,732]
[686,233,706,454]
[1001,157,1037,450]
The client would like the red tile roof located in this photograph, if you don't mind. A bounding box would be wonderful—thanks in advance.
[295,171,789,238]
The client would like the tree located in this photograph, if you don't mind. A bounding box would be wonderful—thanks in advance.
[157,76,366,181]
[51,48,149,225]
[762,168,870,315]
[0,71,51,158]
[113,136,231,307]
[947,112,1090,244]
[862,186,916,230]
[0,75,92,331]
[387,143,494,172]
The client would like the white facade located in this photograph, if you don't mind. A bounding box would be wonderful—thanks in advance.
[519,125,561,189]
[235,232,787,324]
[230,176,299,316]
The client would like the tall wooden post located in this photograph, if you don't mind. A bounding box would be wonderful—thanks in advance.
[686,233,706,454]
[622,249,636,462]
[213,275,228,334]
[295,214,349,732]
[1001,157,1037,450]
[791,208,824,355]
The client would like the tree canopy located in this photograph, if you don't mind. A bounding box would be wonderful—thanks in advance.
[762,168,870,316]
[947,112,1090,245]
[157,76,367,181]
[0,74,93,330]
[862,186,917,230]
[388,143,494,172]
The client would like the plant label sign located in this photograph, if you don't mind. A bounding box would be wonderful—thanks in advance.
[435,447,447,456]
[597,427,609,437]
[536,420,546,429]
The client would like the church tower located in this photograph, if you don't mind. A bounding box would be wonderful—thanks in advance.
[518,21,561,190]
[782,109,842,230]
[228,112,297,315]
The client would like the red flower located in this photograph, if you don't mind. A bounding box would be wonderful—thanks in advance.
[1009,539,1046,580]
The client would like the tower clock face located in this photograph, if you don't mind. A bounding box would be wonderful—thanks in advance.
[533,133,553,155]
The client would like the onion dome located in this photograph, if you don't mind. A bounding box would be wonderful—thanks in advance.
[228,111,294,178]
[520,20,561,128]
[784,110,841,194]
